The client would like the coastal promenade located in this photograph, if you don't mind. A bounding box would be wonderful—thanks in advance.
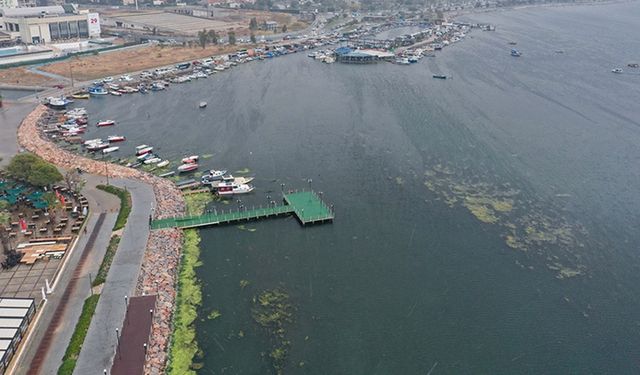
[74,178,155,374]
[17,105,186,374]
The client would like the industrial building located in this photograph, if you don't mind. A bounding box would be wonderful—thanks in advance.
[0,5,100,44]
[0,298,36,375]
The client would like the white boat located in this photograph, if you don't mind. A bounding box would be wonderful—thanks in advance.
[181,155,199,164]
[611,68,623,74]
[395,58,410,65]
[47,97,69,109]
[96,120,115,127]
[102,146,120,154]
[107,135,126,142]
[144,157,162,164]
[201,169,227,183]
[86,142,110,151]
[217,184,254,196]
[89,87,109,96]
[136,146,153,156]
[137,153,154,161]
[210,177,254,188]
[157,160,170,168]
[110,91,122,96]
[199,102,207,108]
[83,138,103,146]
[178,163,198,172]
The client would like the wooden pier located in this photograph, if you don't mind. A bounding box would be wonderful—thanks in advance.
[150,190,334,230]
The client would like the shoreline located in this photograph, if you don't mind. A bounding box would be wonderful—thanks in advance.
[17,104,186,374]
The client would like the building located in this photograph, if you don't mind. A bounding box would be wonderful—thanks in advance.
[261,20,277,31]
[0,298,36,375]
[0,5,100,44]
[0,0,18,9]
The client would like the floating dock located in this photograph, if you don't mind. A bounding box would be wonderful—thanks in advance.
[150,190,334,230]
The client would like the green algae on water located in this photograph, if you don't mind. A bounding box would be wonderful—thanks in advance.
[167,229,202,375]
[252,288,294,375]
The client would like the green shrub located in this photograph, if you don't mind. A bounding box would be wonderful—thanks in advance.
[57,294,100,375]
[96,185,131,230]
[92,235,121,287]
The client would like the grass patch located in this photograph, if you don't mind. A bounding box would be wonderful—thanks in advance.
[96,184,131,231]
[57,294,100,375]
[92,235,121,287]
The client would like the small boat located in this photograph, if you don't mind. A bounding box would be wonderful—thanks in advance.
[107,135,126,143]
[110,91,122,96]
[217,184,254,196]
[47,97,69,109]
[395,58,410,65]
[96,120,115,127]
[136,146,153,156]
[89,87,109,96]
[628,63,639,68]
[199,101,207,108]
[178,163,199,173]
[508,41,517,45]
[181,155,199,164]
[144,157,162,164]
[137,153,154,161]
[159,171,175,178]
[611,68,623,74]
[201,169,227,183]
[72,93,90,99]
[102,146,120,154]
[510,49,522,57]
[554,50,564,54]
[210,176,254,188]
[86,142,110,151]
[432,74,447,79]
[84,138,103,146]
[157,160,170,168]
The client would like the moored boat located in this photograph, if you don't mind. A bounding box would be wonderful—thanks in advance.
[72,93,90,99]
[181,155,199,164]
[178,163,199,172]
[217,184,254,196]
[136,146,153,155]
[96,120,115,127]
[201,169,227,183]
[611,68,623,74]
[102,146,120,154]
[432,74,447,79]
[86,142,110,151]
[144,157,162,164]
[107,135,126,142]
[157,160,170,168]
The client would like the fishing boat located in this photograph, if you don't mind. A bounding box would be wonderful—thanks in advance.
[510,49,522,57]
[181,155,199,164]
[47,97,69,109]
[72,93,90,99]
[102,146,119,154]
[144,157,162,164]
[178,163,199,173]
[96,120,115,127]
[157,160,170,168]
[217,184,254,196]
[611,68,623,74]
[107,135,126,143]
[432,74,447,79]
[199,101,207,108]
[136,146,153,156]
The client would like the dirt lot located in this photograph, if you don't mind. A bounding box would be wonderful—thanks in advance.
[40,44,250,81]
[0,67,59,87]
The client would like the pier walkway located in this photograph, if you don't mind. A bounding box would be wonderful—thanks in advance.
[150,190,334,230]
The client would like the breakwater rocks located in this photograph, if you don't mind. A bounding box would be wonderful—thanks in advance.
[18,105,185,374]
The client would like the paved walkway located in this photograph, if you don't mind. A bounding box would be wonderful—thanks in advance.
[0,102,36,164]
[74,178,155,374]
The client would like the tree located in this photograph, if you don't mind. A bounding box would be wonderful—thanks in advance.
[281,24,288,33]
[208,29,218,45]
[249,17,258,30]
[250,33,256,44]
[64,169,85,194]
[228,31,236,45]
[28,161,63,187]
[6,153,40,181]
[198,28,208,49]
[0,200,10,253]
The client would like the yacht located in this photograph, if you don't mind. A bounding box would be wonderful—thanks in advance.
[216,184,254,196]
